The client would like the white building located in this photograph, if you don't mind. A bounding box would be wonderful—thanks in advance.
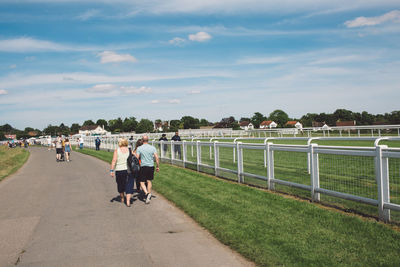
[79,125,109,136]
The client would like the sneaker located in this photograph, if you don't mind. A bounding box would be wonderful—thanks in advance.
[145,193,152,204]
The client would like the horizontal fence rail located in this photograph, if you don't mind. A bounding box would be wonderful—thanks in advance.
[50,135,400,223]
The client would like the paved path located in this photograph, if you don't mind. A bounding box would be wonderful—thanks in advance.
[0,147,254,267]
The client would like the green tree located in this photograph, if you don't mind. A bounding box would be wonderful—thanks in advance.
[83,120,95,126]
[136,119,154,133]
[169,120,181,132]
[181,116,200,129]
[333,109,354,122]
[300,113,318,127]
[240,117,251,122]
[0,124,13,133]
[43,124,59,136]
[96,119,108,129]
[70,123,81,134]
[0,131,5,141]
[251,112,267,128]
[58,123,70,136]
[122,117,138,132]
[199,119,210,127]
[388,111,400,124]
[108,118,123,133]
[269,110,289,127]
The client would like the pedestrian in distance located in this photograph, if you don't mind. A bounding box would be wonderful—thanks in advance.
[79,137,84,149]
[171,131,182,159]
[95,137,101,151]
[64,138,72,162]
[159,133,168,156]
[136,135,160,204]
[55,135,63,162]
[110,138,131,206]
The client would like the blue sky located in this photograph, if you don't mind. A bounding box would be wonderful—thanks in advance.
[0,0,400,130]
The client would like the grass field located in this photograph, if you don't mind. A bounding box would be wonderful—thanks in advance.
[0,145,30,181]
[155,139,400,222]
[75,147,400,266]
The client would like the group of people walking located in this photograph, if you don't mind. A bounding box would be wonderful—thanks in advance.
[54,135,72,162]
[110,135,159,206]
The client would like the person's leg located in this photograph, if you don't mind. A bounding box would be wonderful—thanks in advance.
[140,182,148,195]
[125,174,134,207]
[147,180,152,195]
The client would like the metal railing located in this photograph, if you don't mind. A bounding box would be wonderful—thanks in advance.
[75,135,400,222]
[149,139,400,223]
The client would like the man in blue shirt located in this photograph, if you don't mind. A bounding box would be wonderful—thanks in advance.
[95,137,101,150]
[136,135,160,204]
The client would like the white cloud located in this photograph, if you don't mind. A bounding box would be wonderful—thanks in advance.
[0,37,69,52]
[345,10,400,28]
[168,99,181,104]
[0,89,8,95]
[168,37,187,46]
[88,84,117,93]
[121,86,152,94]
[189,90,201,94]
[76,9,100,21]
[9,64,17,69]
[151,100,160,104]
[188,32,212,42]
[97,51,137,63]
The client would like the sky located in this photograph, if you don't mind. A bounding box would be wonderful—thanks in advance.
[0,0,400,130]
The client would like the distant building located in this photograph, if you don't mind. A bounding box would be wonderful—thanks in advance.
[239,121,254,131]
[28,131,38,137]
[285,121,298,127]
[79,125,109,136]
[336,121,356,127]
[154,121,169,132]
[260,120,277,129]
[312,121,325,127]
[5,134,16,139]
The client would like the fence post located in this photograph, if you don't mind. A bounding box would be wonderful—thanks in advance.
[160,141,164,159]
[375,145,390,222]
[266,142,274,190]
[196,141,201,172]
[237,142,243,183]
[182,141,187,168]
[310,143,320,202]
[214,141,219,177]
[171,141,175,162]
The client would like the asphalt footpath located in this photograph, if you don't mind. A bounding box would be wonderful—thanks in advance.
[0,147,254,267]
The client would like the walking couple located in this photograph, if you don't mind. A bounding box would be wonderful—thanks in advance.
[110,135,159,206]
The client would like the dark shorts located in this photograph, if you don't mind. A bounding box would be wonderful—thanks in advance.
[56,148,63,154]
[138,166,154,182]
[115,170,128,193]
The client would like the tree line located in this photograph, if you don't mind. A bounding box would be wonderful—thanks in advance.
[1,109,400,140]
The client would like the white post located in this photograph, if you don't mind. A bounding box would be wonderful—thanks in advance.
[196,141,201,172]
[268,143,275,190]
[160,141,164,159]
[183,141,187,168]
[375,145,390,222]
[171,141,175,161]
[214,141,219,177]
[310,143,320,202]
[236,142,243,183]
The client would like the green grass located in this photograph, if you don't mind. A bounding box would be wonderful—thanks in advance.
[0,146,30,181]
[74,147,400,266]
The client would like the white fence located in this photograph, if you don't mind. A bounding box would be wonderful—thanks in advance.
[80,135,400,222]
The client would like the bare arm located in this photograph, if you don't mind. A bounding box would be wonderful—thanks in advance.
[154,152,160,172]
[110,149,118,176]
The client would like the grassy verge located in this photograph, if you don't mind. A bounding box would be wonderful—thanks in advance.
[0,146,30,181]
[75,147,400,266]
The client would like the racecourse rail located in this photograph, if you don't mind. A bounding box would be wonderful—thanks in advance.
[68,135,400,223]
